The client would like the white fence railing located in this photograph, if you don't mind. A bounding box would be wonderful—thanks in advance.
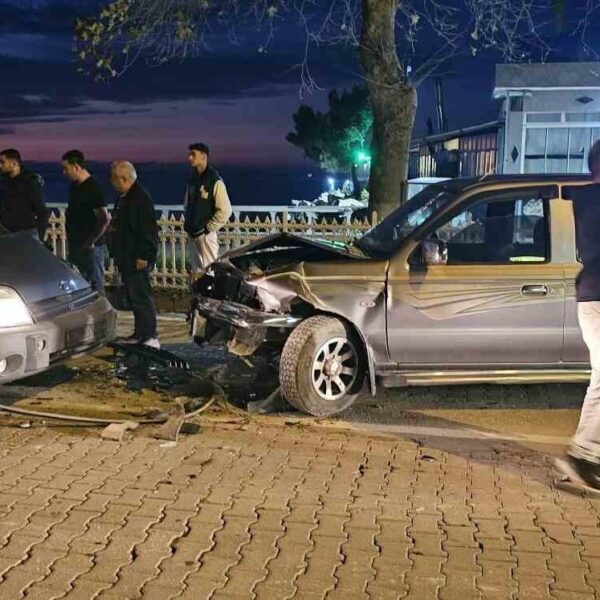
[45,205,376,289]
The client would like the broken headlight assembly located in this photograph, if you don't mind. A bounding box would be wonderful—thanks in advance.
[192,265,259,308]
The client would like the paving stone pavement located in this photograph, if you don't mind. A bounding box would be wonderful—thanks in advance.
[0,313,595,599]
[0,417,597,599]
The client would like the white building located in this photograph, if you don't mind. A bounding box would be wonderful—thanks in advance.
[494,62,600,175]
[410,62,600,180]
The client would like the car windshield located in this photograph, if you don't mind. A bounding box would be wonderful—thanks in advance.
[355,185,458,257]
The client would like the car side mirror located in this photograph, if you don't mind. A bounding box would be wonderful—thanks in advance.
[420,238,448,266]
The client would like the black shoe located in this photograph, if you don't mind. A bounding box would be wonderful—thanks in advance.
[557,454,600,490]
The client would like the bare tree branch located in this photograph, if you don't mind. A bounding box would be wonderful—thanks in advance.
[75,0,600,86]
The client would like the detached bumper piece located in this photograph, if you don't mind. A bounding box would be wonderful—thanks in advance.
[108,342,189,369]
[108,342,191,390]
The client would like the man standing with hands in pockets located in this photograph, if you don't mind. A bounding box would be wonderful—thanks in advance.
[184,143,232,275]
[108,161,160,349]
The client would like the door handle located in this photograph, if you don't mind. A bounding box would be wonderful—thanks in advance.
[521,284,548,296]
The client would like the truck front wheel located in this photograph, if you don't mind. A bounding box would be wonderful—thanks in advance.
[279,315,365,416]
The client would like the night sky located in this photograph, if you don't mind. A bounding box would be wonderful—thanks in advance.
[0,0,593,168]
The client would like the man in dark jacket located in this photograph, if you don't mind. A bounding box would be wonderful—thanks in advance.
[108,161,160,349]
[184,142,232,275]
[0,148,48,239]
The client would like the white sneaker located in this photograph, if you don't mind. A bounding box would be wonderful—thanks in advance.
[141,337,161,350]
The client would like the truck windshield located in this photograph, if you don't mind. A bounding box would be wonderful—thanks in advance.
[355,185,457,257]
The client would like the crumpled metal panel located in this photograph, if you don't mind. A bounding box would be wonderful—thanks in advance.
[194,233,390,393]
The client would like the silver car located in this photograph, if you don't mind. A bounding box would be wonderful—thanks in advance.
[0,227,116,383]
[191,175,592,416]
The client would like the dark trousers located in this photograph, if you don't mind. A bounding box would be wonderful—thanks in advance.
[122,268,157,340]
[68,245,106,294]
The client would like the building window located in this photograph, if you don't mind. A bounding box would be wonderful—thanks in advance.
[546,128,569,173]
[526,113,561,123]
[566,112,600,122]
[523,112,600,173]
[524,129,546,173]
[510,96,523,112]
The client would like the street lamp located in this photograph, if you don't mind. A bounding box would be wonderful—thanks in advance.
[356,151,371,164]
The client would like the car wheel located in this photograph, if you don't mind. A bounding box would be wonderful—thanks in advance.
[279,315,365,416]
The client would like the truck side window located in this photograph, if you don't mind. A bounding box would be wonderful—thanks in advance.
[434,191,549,264]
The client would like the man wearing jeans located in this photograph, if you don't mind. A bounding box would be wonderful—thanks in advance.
[559,140,600,488]
[62,150,111,293]
[184,143,232,275]
[108,161,160,349]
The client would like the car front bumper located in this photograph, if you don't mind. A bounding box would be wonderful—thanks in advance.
[0,295,116,384]
[191,297,302,356]
[192,297,302,331]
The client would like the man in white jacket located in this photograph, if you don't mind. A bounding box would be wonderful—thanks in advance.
[184,143,232,274]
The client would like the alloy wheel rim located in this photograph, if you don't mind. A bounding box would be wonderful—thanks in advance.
[311,337,358,401]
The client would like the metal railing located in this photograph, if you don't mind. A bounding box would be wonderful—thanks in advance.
[45,205,376,289]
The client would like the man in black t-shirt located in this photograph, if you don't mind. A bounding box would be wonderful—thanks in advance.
[61,150,111,293]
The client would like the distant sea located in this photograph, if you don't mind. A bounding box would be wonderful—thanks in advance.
[29,162,330,208]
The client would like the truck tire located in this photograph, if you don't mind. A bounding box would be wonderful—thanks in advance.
[279,315,365,416]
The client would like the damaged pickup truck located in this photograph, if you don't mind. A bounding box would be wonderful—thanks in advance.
[191,175,593,416]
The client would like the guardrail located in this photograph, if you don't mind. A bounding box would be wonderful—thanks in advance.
[45,205,376,289]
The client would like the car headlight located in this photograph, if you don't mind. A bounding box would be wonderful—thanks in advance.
[0,287,33,328]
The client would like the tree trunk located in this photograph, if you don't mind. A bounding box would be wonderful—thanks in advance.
[359,0,417,220]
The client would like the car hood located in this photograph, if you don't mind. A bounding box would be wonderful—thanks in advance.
[0,232,90,304]
[225,233,366,272]
[192,232,384,319]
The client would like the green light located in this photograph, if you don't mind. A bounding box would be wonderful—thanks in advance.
[356,151,371,163]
